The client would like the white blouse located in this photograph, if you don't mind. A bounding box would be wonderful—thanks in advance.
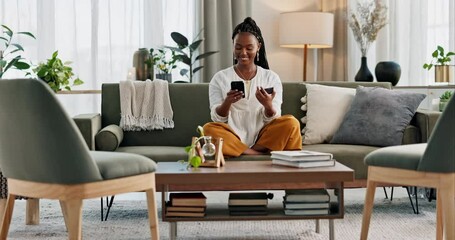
[208,66,283,147]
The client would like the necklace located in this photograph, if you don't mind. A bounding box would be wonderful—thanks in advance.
[235,65,256,80]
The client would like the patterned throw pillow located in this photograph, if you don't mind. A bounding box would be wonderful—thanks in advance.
[331,86,426,147]
[301,84,356,144]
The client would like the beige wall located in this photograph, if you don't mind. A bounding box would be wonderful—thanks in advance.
[252,0,320,82]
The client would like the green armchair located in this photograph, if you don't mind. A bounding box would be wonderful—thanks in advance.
[0,79,160,239]
[360,95,455,240]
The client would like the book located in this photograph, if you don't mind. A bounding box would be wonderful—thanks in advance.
[228,205,268,212]
[284,208,329,216]
[165,211,206,217]
[170,192,207,207]
[270,150,333,161]
[284,189,330,203]
[272,159,335,168]
[283,201,330,210]
[228,192,272,206]
[166,203,205,213]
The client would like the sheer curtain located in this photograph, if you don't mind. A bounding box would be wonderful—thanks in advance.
[348,0,454,86]
[0,0,195,116]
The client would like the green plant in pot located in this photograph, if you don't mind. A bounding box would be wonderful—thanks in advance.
[147,47,178,82]
[439,90,453,112]
[0,24,36,78]
[423,46,455,83]
[34,51,83,92]
[168,31,218,83]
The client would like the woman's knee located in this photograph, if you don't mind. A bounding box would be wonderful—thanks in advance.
[277,115,301,128]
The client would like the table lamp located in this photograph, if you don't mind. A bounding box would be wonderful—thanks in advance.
[279,12,334,81]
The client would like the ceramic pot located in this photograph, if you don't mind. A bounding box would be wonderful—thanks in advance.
[439,99,449,112]
[156,73,172,83]
[133,48,150,81]
[375,61,401,86]
[355,57,373,82]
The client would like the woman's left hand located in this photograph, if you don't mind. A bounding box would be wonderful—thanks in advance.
[255,87,276,116]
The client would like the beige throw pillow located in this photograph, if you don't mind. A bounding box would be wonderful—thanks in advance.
[302,84,356,144]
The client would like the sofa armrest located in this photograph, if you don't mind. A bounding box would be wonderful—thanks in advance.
[412,109,441,143]
[73,113,102,150]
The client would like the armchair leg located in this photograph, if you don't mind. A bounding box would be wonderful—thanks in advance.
[61,199,83,240]
[436,190,443,240]
[26,198,39,225]
[360,180,377,240]
[146,188,160,240]
[0,194,16,240]
[438,178,455,240]
[0,199,6,221]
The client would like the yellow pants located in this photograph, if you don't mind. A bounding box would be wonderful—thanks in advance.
[203,115,302,157]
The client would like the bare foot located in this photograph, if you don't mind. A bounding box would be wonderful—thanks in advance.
[252,144,270,153]
[242,148,264,155]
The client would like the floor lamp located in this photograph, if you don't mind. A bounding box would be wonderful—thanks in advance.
[279,12,334,82]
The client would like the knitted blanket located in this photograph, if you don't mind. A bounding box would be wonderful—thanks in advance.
[119,79,174,131]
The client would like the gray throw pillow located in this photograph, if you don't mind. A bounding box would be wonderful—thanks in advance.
[330,86,426,147]
[95,124,124,151]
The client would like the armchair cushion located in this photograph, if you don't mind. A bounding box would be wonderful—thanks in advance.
[95,124,124,151]
[364,143,426,171]
[331,86,426,147]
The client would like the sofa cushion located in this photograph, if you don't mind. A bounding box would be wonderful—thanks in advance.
[331,87,426,147]
[301,84,356,144]
[95,124,124,151]
[116,146,188,162]
[364,144,426,171]
[303,144,380,180]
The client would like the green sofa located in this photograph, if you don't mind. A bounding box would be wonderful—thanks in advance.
[74,81,440,184]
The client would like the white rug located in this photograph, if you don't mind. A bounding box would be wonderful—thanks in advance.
[5,191,436,240]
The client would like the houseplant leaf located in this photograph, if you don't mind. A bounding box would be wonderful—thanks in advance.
[171,32,189,48]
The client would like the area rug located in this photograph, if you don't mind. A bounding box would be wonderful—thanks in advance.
[5,191,436,240]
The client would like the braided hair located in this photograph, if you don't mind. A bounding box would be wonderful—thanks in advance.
[232,17,269,69]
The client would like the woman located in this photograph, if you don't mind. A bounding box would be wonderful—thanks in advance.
[203,17,302,157]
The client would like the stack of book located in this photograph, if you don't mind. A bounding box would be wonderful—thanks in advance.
[165,192,207,217]
[228,192,273,216]
[270,150,335,168]
[283,189,330,216]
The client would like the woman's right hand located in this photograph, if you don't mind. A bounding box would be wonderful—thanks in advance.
[226,89,244,104]
[215,90,243,117]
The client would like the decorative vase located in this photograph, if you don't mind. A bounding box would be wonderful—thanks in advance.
[434,65,454,83]
[375,61,401,86]
[133,48,150,81]
[355,57,374,82]
[156,73,172,83]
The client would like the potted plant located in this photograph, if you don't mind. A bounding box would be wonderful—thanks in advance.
[0,24,35,78]
[168,31,218,83]
[423,46,455,83]
[148,48,178,82]
[34,51,83,92]
[439,90,453,112]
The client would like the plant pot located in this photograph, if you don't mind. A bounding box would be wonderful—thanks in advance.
[156,73,172,82]
[435,65,454,83]
[375,61,401,86]
[439,99,449,112]
[355,57,373,82]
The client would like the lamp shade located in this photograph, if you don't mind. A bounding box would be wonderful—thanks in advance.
[279,12,334,49]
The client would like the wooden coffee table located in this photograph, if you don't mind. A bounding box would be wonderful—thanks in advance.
[156,161,354,240]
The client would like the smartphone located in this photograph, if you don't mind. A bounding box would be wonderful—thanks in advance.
[231,81,245,98]
[265,87,274,94]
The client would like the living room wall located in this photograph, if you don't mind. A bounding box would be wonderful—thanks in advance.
[252,0,321,82]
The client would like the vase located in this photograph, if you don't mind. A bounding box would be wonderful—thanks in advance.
[435,65,454,83]
[439,99,449,112]
[133,48,150,81]
[355,57,373,82]
[156,73,172,83]
[375,61,401,86]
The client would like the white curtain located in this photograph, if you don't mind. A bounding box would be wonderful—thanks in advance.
[348,0,454,86]
[0,0,195,116]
